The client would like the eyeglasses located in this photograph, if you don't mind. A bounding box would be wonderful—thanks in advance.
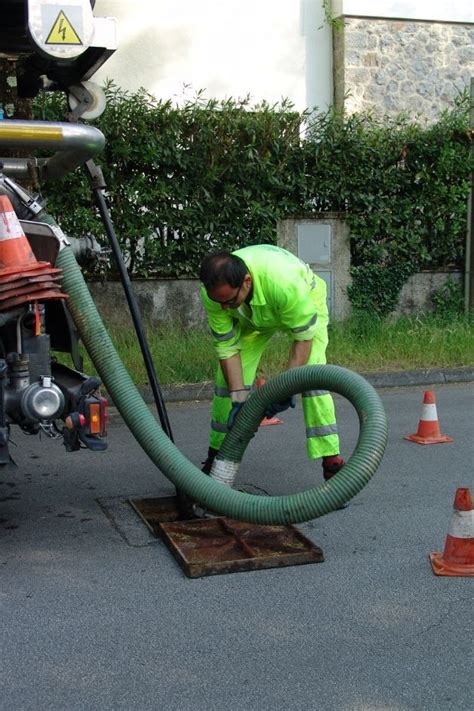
[210,282,243,308]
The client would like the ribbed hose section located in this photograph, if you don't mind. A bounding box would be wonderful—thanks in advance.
[56,245,388,525]
[216,370,388,521]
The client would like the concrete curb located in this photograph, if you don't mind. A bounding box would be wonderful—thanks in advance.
[132,367,474,404]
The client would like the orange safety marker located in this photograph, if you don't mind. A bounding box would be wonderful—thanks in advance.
[34,302,41,336]
[404,390,453,445]
[255,377,283,427]
[430,488,474,577]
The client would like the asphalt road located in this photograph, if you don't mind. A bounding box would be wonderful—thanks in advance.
[0,383,473,711]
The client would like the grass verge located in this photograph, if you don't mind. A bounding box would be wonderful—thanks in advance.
[58,312,474,386]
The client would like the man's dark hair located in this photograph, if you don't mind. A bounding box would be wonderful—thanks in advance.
[199,252,248,290]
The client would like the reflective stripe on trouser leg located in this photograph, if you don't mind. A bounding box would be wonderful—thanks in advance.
[302,293,340,460]
[209,328,274,450]
[302,392,339,459]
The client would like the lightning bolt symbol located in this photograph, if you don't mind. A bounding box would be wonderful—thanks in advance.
[58,18,67,41]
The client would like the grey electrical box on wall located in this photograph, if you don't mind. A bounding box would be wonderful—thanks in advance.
[277,215,352,321]
[297,223,333,314]
[297,223,331,263]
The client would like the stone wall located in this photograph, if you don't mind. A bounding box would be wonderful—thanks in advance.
[88,279,205,329]
[87,268,462,328]
[396,271,462,315]
[333,18,473,119]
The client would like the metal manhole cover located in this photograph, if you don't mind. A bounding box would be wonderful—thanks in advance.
[130,496,324,578]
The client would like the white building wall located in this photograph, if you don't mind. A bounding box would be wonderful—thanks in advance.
[93,0,332,112]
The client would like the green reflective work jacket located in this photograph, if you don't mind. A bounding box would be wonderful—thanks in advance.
[200,245,327,360]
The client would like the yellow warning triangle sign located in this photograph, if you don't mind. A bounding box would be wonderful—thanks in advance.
[45,10,82,45]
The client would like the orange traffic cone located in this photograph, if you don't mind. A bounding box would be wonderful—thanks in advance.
[0,195,65,310]
[430,488,474,577]
[404,390,453,445]
[0,194,42,272]
[255,377,283,426]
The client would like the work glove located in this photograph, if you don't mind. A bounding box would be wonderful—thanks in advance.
[264,395,296,419]
[227,389,249,430]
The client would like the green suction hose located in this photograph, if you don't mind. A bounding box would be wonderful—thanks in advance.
[56,245,388,525]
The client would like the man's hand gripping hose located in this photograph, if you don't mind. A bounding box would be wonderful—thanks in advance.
[227,389,250,430]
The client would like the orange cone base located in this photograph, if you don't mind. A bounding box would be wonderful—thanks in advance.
[429,552,474,577]
[260,416,283,427]
[0,290,66,311]
[0,261,59,279]
[404,433,453,445]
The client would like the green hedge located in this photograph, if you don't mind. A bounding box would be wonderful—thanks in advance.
[33,84,471,315]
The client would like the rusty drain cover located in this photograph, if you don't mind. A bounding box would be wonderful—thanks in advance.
[130,496,324,578]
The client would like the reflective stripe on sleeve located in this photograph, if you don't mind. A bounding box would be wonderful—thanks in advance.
[302,390,330,398]
[306,424,339,438]
[291,314,317,334]
[211,421,229,433]
[214,385,251,398]
[214,386,230,397]
[210,327,236,342]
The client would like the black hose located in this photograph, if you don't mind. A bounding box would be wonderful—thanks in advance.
[84,160,174,442]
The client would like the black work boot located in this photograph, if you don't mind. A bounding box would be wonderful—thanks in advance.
[201,447,219,475]
[322,455,345,481]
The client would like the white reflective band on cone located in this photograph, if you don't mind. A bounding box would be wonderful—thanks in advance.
[420,403,438,421]
[1,209,24,239]
[210,459,239,487]
[448,509,474,538]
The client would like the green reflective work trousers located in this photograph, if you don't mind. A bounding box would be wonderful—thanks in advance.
[209,310,340,461]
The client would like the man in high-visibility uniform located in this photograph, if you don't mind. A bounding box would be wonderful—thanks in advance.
[199,244,345,480]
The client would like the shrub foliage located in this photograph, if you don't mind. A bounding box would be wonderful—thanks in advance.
[33,84,471,315]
